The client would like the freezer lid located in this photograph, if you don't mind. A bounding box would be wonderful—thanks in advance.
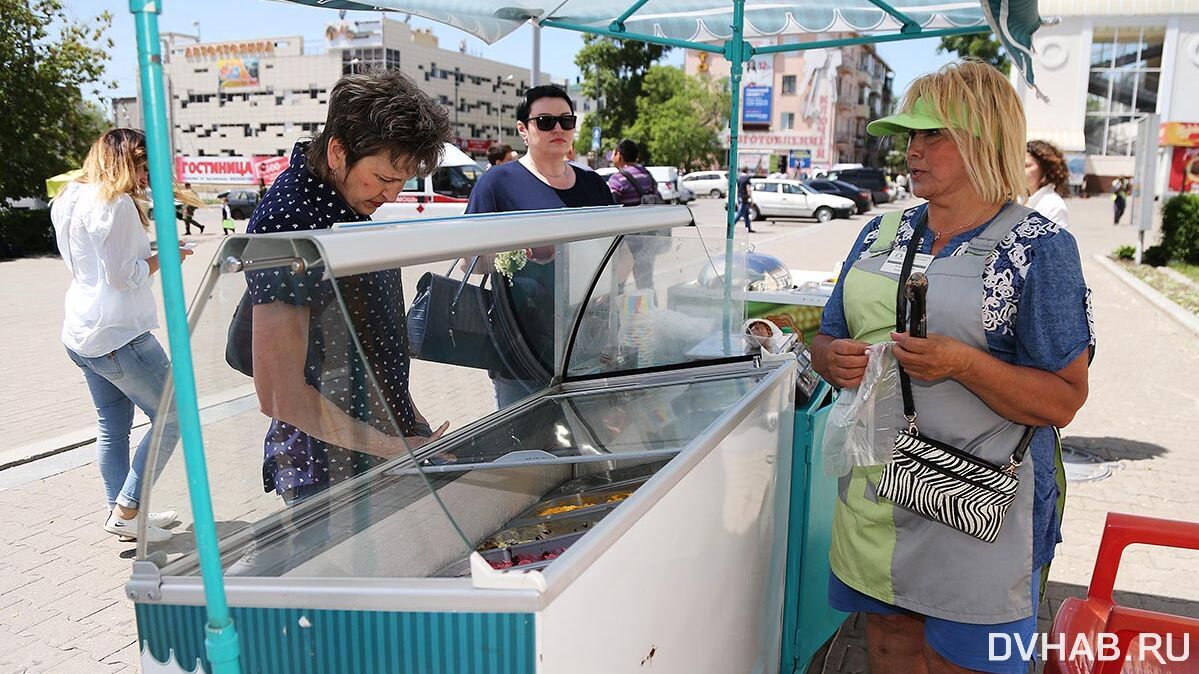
[213,205,692,278]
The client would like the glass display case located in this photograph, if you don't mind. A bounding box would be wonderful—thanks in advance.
[130,206,827,674]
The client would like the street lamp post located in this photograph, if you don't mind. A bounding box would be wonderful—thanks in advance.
[495,73,513,143]
[453,66,461,145]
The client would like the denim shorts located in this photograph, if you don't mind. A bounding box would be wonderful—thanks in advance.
[829,569,1041,674]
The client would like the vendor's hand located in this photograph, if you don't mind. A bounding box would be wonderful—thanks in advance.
[178,245,194,262]
[891,332,974,382]
[826,338,870,388]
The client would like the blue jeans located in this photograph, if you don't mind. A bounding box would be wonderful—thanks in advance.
[493,376,538,409]
[67,332,179,511]
[735,199,753,230]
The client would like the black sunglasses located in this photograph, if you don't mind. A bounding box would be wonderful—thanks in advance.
[528,114,577,131]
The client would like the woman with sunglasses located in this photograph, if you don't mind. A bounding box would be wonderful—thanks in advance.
[465,85,613,408]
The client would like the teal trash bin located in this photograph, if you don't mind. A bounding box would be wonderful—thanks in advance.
[779,361,847,673]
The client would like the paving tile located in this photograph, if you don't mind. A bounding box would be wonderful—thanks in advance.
[42,589,118,623]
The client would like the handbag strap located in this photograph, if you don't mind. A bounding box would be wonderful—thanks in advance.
[618,167,647,198]
[892,214,1035,467]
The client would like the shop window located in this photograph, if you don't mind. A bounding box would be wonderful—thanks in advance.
[1085,26,1164,156]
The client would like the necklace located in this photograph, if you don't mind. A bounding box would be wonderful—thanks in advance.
[524,157,569,181]
[931,208,997,241]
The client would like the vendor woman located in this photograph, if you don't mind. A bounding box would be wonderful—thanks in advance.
[810,61,1094,674]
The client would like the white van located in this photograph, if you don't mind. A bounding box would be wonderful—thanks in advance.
[372,143,484,222]
[679,170,729,198]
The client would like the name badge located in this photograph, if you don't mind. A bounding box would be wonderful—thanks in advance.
[879,247,933,275]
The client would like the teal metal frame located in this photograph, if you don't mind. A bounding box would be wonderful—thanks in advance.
[128,1,996,670]
[129,1,241,672]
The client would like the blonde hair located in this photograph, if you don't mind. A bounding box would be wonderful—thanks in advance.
[903,60,1027,204]
[80,128,149,225]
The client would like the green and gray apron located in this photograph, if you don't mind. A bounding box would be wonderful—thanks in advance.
[830,203,1037,624]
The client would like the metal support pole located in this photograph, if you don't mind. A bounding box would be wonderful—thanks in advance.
[722,0,748,350]
[128,2,241,672]
[532,21,542,86]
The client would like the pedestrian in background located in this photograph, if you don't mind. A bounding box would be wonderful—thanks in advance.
[1025,140,1070,227]
[1112,176,1129,225]
[606,138,659,206]
[221,194,235,235]
[180,182,204,235]
[51,128,192,542]
[487,143,514,169]
[735,167,755,233]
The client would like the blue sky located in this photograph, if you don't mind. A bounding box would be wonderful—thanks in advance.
[65,1,952,108]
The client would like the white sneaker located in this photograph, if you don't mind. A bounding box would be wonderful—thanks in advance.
[146,510,179,528]
[104,511,172,543]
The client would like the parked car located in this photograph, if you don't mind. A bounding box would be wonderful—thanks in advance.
[745,179,855,222]
[827,168,893,204]
[679,170,730,198]
[372,143,483,222]
[804,179,873,214]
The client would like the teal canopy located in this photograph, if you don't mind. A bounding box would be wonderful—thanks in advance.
[281,0,1041,87]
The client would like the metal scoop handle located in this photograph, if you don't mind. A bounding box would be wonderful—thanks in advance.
[905,272,928,338]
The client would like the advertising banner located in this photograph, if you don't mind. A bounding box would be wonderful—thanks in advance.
[1169,146,1199,193]
[218,57,260,89]
[253,156,290,185]
[742,41,774,126]
[743,87,773,124]
[1161,122,1199,148]
[789,149,812,169]
[175,156,256,184]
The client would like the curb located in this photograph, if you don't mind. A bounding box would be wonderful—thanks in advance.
[1091,254,1199,338]
[0,421,146,472]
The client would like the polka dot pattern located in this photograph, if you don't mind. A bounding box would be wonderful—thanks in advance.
[246,142,418,495]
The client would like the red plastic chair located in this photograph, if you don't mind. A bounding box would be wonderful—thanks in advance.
[1046,512,1199,674]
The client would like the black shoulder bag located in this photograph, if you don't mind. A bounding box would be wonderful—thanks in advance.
[407,257,507,372]
[874,223,1036,543]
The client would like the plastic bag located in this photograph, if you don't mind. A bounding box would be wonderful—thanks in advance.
[822,341,903,477]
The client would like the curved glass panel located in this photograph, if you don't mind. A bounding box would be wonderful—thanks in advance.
[566,233,748,378]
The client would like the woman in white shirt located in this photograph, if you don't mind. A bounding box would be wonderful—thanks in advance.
[51,128,193,542]
[1025,140,1070,227]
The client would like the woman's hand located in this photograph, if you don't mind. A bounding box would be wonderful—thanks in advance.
[822,338,871,388]
[891,332,976,382]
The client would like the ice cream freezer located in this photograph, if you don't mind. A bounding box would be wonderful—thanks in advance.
[129,206,842,674]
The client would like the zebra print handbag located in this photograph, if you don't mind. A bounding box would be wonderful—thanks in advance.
[873,219,1035,543]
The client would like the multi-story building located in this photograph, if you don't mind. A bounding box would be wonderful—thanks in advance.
[684,35,893,174]
[143,18,550,187]
[1017,0,1199,194]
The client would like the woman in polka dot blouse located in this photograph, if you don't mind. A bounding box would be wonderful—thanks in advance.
[246,71,453,505]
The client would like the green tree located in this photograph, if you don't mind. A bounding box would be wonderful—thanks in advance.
[0,0,114,201]
[625,66,729,171]
[573,35,670,153]
[937,34,1010,75]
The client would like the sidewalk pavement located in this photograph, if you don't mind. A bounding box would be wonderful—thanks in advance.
[1,198,1196,673]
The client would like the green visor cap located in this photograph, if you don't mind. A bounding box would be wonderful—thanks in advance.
[867,97,973,137]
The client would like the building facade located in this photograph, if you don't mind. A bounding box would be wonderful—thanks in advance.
[147,18,549,187]
[1018,0,1199,193]
[684,35,893,174]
